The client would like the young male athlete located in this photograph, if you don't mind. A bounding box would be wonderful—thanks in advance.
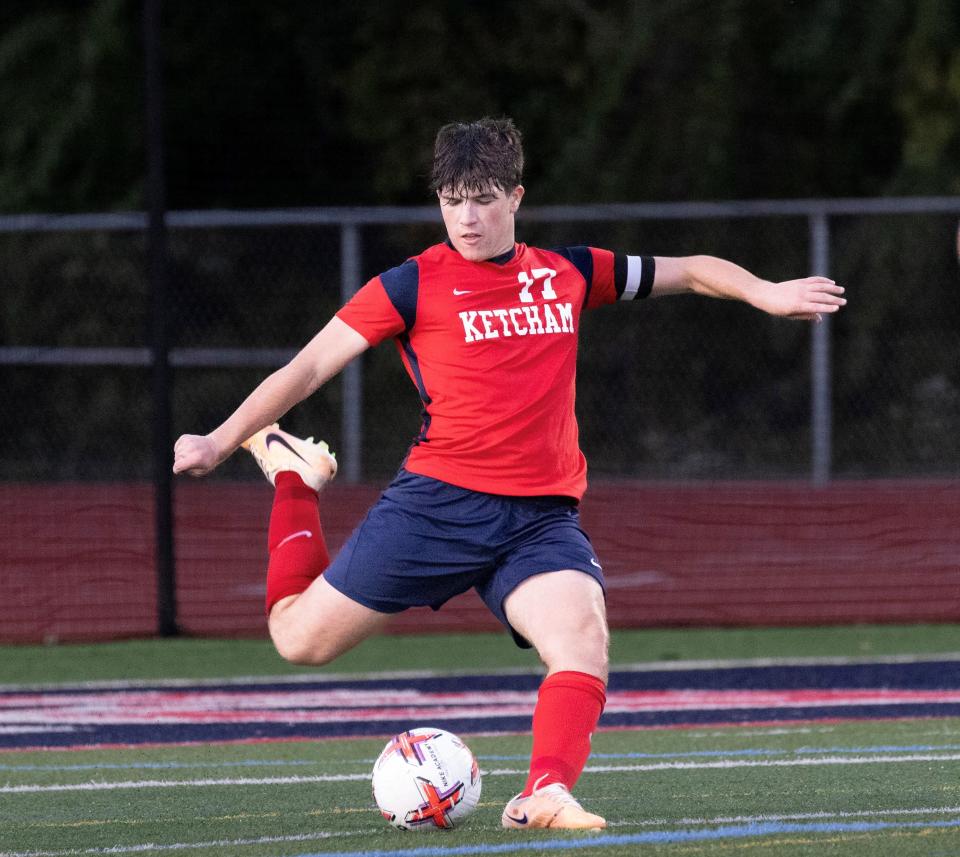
[173,118,846,829]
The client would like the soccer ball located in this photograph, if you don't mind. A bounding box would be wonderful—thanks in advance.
[372,727,482,831]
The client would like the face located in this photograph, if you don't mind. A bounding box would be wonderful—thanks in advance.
[437,184,524,261]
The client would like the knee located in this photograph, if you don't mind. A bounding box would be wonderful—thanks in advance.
[272,637,331,666]
[536,610,609,681]
[269,612,337,666]
[576,614,610,675]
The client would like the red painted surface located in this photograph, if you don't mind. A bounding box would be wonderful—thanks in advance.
[2,480,958,642]
[7,686,960,725]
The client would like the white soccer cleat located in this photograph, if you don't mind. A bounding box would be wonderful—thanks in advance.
[501,775,606,830]
[241,424,337,493]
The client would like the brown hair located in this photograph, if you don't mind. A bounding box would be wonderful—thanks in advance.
[430,117,524,195]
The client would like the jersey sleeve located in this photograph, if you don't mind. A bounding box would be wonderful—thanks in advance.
[573,247,656,310]
[335,258,419,346]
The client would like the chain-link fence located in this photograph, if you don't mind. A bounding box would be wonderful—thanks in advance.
[2,199,959,641]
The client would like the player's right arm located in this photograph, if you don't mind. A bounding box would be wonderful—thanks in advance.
[173,317,370,477]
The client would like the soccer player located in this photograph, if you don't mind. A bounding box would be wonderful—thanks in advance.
[173,118,846,829]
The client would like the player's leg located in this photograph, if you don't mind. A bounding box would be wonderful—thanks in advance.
[501,569,608,828]
[269,577,390,665]
[477,498,609,830]
[505,569,609,681]
[245,425,390,664]
[250,438,506,666]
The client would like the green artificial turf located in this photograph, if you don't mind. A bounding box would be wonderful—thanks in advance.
[3,719,959,855]
[2,623,958,685]
[2,626,959,855]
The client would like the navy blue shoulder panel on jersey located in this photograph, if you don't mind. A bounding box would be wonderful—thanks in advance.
[379,258,420,332]
[549,245,594,283]
[549,245,594,307]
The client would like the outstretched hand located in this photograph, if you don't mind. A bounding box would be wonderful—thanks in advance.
[173,434,224,477]
[753,276,846,321]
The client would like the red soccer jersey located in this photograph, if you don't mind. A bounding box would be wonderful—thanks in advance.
[336,241,653,499]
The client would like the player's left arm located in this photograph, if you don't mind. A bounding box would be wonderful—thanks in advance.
[651,255,846,321]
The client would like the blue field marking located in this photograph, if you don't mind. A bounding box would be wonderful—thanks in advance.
[286,817,960,857]
[4,703,960,750]
[797,742,960,755]
[0,758,320,772]
[3,657,957,698]
[2,659,959,750]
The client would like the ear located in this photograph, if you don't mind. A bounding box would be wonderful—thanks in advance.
[509,185,525,213]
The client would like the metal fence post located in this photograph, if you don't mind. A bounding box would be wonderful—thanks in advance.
[809,211,832,485]
[340,223,363,482]
[143,0,178,635]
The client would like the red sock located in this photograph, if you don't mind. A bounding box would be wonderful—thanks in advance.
[264,471,331,613]
[522,670,606,795]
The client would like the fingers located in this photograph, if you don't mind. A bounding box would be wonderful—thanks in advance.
[172,436,189,473]
[795,278,845,296]
[808,289,846,313]
[791,278,847,318]
[766,277,846,322]
[172,434,210,476]
[787,277,843,292]
[172,457,199,476]
[172,452,200,476]
[812,284,845,299]
[805,296,845,313]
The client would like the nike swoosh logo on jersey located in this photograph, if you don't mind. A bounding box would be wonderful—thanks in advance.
[590,558,602,569]
[265,433,309,463]
[453,288,472,295]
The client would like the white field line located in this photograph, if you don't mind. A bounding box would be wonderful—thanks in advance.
[5,741,960,773]
[7,741,960,773]
[4,651,959,692]
[0,829,367,857]
[5,751,960,794]
[612,804,960,828]
[0,726,77,735]
[614,651,960,672]
[5,807,960,857]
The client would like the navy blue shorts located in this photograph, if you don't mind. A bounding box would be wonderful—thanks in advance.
[322,470,605,647]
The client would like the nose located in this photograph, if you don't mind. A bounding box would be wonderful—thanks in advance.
[459,200,478,225]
